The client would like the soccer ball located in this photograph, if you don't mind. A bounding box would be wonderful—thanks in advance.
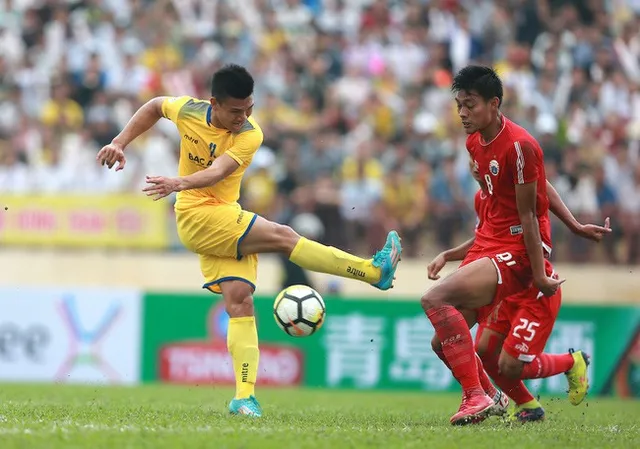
[273,285,326,337]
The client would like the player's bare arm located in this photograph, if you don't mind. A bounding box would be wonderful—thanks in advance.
[515,180,563,296]
[427,238,476,280]
[143,154,240,201]
[96,96,167,171]
[546,180,611,242]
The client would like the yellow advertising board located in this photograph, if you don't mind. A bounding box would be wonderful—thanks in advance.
[0,195,169,249]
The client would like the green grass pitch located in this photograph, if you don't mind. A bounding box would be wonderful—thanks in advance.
[0,384,638,449]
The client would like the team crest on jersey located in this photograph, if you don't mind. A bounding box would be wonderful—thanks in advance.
[489,160,499,176]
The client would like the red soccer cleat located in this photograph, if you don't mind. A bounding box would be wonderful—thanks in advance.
[450,392,495,426]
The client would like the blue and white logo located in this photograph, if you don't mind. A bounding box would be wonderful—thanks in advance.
[489,160,499,176]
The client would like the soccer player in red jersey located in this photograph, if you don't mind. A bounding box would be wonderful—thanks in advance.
[428,178,610,423]
[420,65,600,425]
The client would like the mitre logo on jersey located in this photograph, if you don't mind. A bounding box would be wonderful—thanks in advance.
[209,143,217,158]
[489,160,499,176]
[183,133,199,145]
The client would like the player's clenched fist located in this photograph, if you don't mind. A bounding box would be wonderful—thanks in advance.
[427,253,447,280]
[97,142,126,171]
[534,275,565,298]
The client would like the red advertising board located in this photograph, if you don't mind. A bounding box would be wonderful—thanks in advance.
[159,340,303,386]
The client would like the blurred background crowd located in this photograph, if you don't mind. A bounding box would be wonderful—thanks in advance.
[1,0,639,264]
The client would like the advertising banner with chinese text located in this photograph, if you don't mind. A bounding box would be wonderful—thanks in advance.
[142,293,640,397]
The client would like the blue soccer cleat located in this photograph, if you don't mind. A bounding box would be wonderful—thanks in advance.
[229,395,262,417]
[371,230,402,291]
[513,406,546,423]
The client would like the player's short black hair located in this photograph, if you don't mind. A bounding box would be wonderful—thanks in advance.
[452,65,503,106]
[211,64,254,101]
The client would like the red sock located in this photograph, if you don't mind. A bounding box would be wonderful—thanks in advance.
[437,339,496,397]
[434,346,461,387]
[475,354,497,398]
[434,347,452,370]
[481,351,535,405]
[427,306,484,396]
[478,329,535,406]
[520,353,575,379]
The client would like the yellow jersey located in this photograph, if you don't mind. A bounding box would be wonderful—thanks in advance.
[161,96,264,207]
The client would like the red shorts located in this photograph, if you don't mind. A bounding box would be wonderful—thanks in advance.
[474,260,561,362]
[462,249,560,361]
[461,248,551,307]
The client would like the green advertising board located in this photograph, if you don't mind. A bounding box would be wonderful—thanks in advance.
[142,293,640,397]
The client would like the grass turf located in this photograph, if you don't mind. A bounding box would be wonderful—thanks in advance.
[0,384,638,449]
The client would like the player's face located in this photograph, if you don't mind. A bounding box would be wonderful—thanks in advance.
[211,96,254,133]
[455,90,498,134]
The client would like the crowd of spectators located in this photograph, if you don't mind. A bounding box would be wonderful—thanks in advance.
[1,0,639,263]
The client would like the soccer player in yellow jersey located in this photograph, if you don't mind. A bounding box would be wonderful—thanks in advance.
[97,64,402,417]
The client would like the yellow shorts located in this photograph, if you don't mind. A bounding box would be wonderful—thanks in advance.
[176,202,258,294]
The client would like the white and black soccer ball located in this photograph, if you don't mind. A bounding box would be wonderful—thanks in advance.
[273,285,326,337]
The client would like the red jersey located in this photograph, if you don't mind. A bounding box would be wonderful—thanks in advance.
[467,116,552,256]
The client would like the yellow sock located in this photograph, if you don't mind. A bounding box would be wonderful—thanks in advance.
[227,316,259,399]
[289,237,381,284]
[519,399,542,409]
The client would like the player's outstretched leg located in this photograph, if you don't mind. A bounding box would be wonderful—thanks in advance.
[221,280,262,417]
[421,258,498,425]
[237,216,402,290]
[499,349,590,406]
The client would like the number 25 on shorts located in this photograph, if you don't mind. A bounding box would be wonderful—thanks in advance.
[512,318,540,342]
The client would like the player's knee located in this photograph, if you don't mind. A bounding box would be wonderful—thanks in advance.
[420,290,439,312]
[225,293,254,318]
[222,282,255,318]
[273,223,300,254]
[421,285,454,312]
[499,357,524,379]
